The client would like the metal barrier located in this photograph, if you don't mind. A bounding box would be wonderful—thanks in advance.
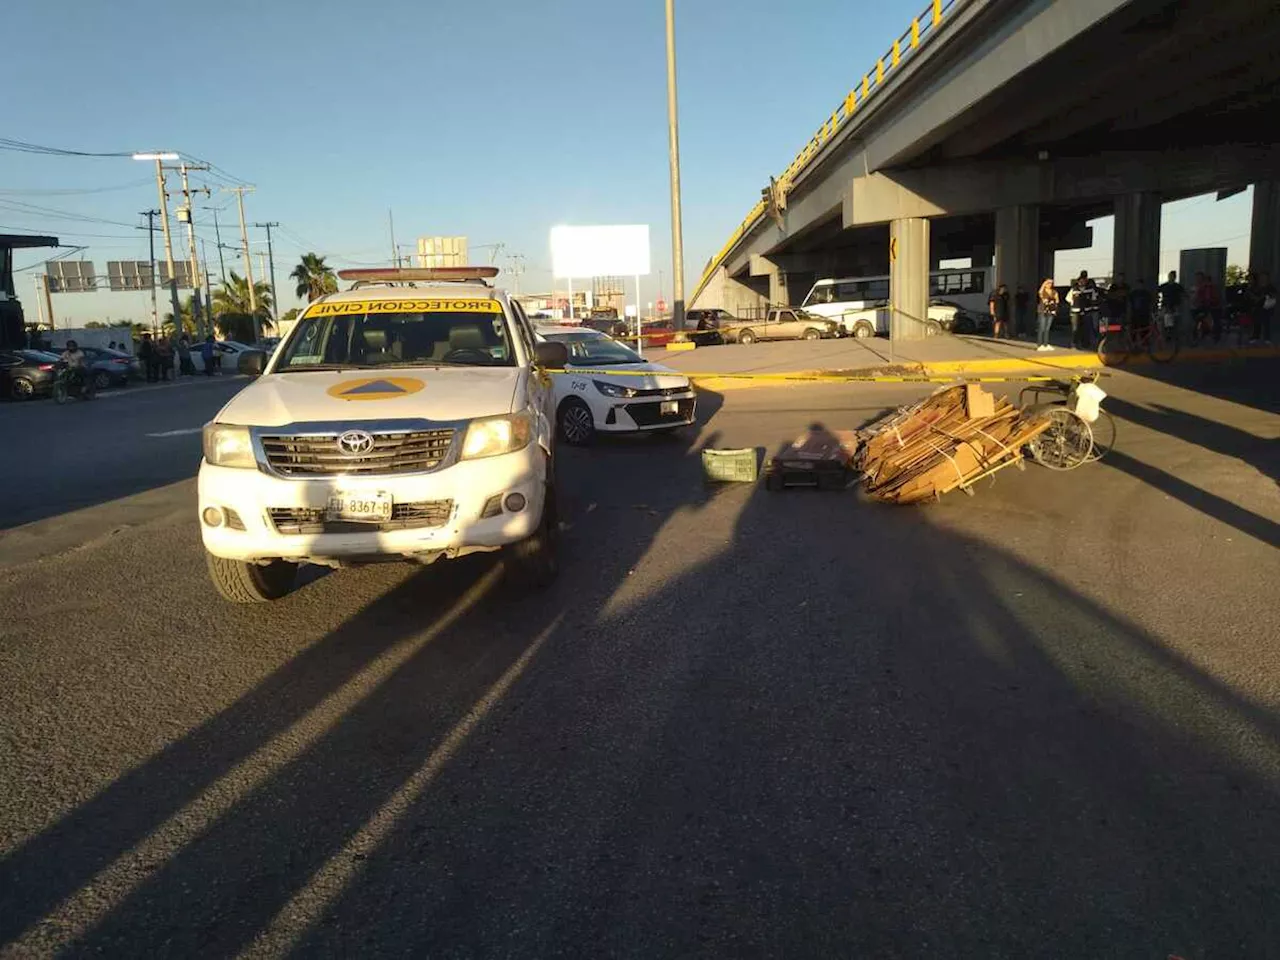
[693,0,965,303]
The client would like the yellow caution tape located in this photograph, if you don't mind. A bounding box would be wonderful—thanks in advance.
[546,367,1104,385]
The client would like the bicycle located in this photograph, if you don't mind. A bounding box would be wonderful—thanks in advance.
[1097,310,1178,365]
[1018,373,1115,470]
[52,363,97,404]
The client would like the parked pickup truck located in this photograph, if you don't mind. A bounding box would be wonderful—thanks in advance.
[720,308,839,345]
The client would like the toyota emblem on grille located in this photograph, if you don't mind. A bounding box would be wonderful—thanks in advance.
[336,430,375,457]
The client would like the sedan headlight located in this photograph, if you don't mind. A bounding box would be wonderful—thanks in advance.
[594,379,636,399]
[461,410,533,460]
[202,423,256,468]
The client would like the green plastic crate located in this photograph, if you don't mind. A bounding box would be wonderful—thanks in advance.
[702,447,759,483]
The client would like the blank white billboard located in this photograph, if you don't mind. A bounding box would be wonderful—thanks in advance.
[551,225,650,278]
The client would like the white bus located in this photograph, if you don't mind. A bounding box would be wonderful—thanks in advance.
[800,266,994,337]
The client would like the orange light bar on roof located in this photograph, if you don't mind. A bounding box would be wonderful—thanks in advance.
[336,266,500,282]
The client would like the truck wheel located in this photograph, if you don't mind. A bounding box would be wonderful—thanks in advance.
[738,329,757,345]
[923,320,943,337]
[206,552,298,603]
[507,485,559,588]
[853,322,875,339]
[802,327,822,340]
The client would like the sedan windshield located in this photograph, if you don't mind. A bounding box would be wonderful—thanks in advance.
[277,304,516,370]
[542,331,641,365]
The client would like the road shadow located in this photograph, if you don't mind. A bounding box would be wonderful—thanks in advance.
[279,466,1280,958]
[0,389,728,957]
[1104,394,1280,548]
[1111,354,1280,416]
[5,382,1279,957]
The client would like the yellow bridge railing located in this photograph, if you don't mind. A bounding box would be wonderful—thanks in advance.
[695,0,961,299]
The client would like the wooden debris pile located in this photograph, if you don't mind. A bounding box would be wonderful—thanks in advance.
[856,385,1051,504]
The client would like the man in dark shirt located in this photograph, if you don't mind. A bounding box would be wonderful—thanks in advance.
[988,283,1011,339]
[1014,284,1030,339]
[1129,279,1154,330]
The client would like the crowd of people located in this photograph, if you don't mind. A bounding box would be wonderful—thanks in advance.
[987,268,1276,350]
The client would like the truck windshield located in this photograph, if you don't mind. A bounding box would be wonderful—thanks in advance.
[277,305,517,370]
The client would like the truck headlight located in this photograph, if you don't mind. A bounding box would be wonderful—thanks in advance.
[594,379,636,399]
[461,410,532,460]
[202,423,256,468]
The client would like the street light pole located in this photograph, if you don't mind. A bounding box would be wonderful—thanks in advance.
[664,0,687,331]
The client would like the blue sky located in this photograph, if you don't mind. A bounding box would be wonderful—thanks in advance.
[1,0,1255,324]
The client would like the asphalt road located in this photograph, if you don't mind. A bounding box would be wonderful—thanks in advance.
[1,358,1277,958]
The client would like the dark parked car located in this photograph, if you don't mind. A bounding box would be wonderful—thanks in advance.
[81,346,140,389]
[0,349,60,400]
[44,344,140,389]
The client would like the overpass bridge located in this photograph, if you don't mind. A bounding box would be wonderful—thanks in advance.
[691,0,1280,336]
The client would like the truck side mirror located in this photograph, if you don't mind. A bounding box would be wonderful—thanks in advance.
[535,341,568,369]
[238,350,267,378]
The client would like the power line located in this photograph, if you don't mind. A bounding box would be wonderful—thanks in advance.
[0,137,134,158]
[0,198,142,228]
[0,177,154,197]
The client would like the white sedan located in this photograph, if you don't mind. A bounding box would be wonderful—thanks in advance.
[536,326,696,445]
[190,340,257,374]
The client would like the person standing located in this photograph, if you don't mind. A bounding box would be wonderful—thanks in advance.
[139,333,158,383]
[156,337,173,382]
[1255,271,1276,344]
[988,283,1011,339]
[201,335,216,376]
[1106,273,1130,328]
[1035,278,1058,351]
[177,335,195,376]
[1014,284,1030,339]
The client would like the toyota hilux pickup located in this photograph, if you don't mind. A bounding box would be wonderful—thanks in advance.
[198,266,568,603]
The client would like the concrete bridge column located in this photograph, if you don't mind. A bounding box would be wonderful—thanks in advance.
[1113,192,1161,286]
[890,217,930,341]
[749,254,791,306]
[1249,181,1280,281]
[994,205,1040,296]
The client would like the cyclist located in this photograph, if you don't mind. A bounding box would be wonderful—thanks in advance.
[60,339,89,392]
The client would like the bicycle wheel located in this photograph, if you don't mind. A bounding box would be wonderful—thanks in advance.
[1028,407,1094,471]
[1097,329,1131,366]
[1083,409,1116,462]
[1148,324,1179,363]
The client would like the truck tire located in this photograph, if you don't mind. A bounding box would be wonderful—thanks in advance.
[802,327,822,340]
[507,484,559,588]
[852,322,875,339]
[206,552,298,603]
[738,329,757,345]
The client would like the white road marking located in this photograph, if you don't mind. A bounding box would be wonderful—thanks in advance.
[146,427,203,437]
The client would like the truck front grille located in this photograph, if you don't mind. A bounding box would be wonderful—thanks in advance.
[260,429,454,477]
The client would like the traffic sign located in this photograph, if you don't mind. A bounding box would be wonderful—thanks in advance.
[656,298,667,314]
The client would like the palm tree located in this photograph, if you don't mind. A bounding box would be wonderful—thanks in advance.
[290,253,338,302]
[212,271,274,318]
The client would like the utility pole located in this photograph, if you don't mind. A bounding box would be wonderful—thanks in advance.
[150,158,183,335]
[253,222,280,321]
[507,254,526,295]
[140,209,160,333]
[210,208,228,285]
[33,276,45,328]
[388,209,398,266]
[178,163,211,337]
[41,273,55,329]
[223,186,258,338]
[664,0,687,330]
